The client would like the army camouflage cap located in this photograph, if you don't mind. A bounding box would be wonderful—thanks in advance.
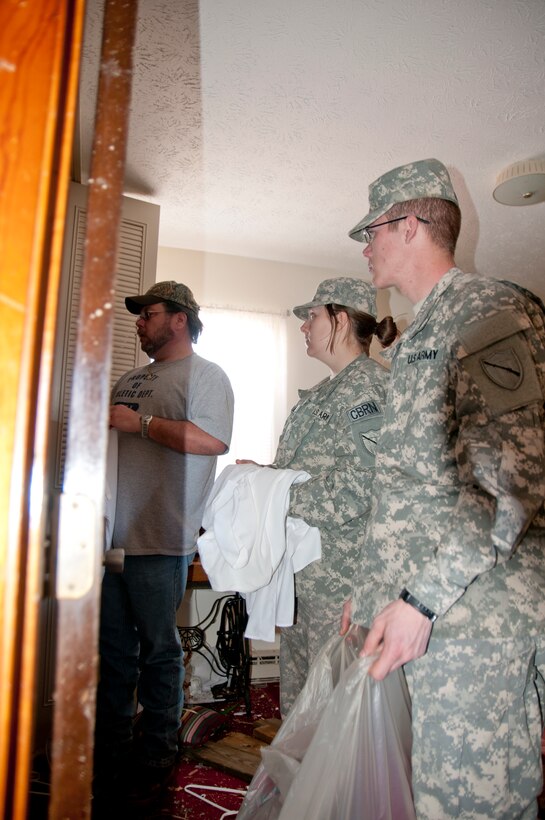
[348,158,459,243]
[293,277,377,319]
[125,280,200,314]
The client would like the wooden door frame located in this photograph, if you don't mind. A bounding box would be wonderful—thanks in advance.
[0,1,86,817]
[49,0,138,814]
[0,0,139,816]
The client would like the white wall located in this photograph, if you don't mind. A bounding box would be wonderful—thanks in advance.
[156,246,415,410]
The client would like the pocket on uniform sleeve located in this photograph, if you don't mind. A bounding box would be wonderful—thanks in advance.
[458,309,542,417]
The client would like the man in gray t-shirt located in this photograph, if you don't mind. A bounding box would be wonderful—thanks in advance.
[94,280,234,810]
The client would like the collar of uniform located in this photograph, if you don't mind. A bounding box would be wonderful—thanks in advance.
[405,267,464,338]
[379,268,462,363]
[296,352,370,399]
[297,375,330,400]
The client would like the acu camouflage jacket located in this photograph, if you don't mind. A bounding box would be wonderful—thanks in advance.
[274,353,390,603]
[352,268,545,640]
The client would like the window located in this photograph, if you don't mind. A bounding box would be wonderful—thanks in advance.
[196,307,288,471]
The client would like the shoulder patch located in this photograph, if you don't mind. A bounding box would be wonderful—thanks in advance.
[480,349,523,390]
[458,310,542,416]
[357,424,381,456]
[347,399,384,463]
[346,399,382,423]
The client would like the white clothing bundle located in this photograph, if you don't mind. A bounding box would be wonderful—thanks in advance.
[197,464,321,641]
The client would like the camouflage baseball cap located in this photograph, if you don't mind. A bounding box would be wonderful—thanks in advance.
[125,280,200,314]
[348,158,459,242]
[293,277,376,319]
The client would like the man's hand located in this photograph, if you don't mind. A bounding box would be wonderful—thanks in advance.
[361,598,433,680]
[109,404,141,433]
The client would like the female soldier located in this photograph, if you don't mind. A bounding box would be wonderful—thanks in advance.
[268,277,397,715]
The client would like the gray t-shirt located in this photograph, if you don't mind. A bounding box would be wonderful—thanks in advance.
[111,353,234,556]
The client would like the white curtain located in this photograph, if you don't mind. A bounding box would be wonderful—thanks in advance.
[196,306,288,472]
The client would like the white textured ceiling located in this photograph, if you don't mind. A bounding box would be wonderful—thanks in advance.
[79,0,545,297]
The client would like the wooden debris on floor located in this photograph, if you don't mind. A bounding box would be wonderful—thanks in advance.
[252,717,282,744]
[188,718,282,782]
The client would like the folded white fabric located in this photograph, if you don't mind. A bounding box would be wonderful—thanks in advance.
[197,463,321,641]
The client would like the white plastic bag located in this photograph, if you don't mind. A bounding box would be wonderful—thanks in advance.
[237,625,415,820]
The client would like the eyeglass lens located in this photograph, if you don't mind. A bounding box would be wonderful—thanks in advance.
[139,310,165,321]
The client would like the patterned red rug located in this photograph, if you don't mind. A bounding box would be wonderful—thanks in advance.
[153,681,280,819]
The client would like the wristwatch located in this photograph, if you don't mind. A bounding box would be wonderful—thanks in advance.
[399,588,438,623]
[140,414,153,438]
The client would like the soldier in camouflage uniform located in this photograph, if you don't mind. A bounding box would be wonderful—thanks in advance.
[272,277,398,716]
[343,158,545,818]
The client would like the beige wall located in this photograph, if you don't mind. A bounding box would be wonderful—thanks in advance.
[156,246,414,409]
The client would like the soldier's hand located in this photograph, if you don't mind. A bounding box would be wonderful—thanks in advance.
[339,598,352,635]
[361,599,432,680]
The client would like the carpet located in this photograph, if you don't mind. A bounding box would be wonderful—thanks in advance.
[28,681,280,820]
[30,682,545,819]
[151,680,280,819]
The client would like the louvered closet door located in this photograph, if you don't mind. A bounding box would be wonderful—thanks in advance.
[51,181,159,489]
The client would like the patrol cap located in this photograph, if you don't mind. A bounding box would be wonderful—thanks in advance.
[348,158,459,243]
[293,277,376,320]
[125,280,200,315]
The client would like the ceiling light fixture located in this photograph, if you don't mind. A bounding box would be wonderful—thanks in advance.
[493,159,545,206]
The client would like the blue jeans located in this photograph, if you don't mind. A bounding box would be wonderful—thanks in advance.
[96,553,194,768]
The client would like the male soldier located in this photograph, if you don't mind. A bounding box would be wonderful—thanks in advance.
[343,159,545,818]
[95,281,234,810]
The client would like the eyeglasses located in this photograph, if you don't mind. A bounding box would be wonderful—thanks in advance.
[361,215,430,244]
[138,309,169,321]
